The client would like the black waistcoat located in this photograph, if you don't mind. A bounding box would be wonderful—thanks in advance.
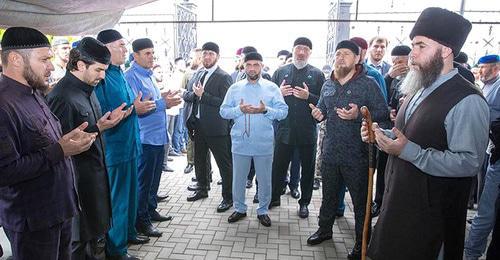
[368,74,482,260]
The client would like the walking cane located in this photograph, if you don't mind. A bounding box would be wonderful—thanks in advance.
[361,106,375,260]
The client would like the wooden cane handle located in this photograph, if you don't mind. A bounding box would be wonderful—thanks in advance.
[360,106,375,143]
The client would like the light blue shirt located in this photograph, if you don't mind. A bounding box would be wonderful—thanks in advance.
[125,62,168,145]
[220,77,288,156]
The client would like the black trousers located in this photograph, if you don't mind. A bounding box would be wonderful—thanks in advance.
[4,218,72,260]
[271,141,315,206]
[374,149,388,205]
[71,237,105,260]
[193,121,232,201]
[318,161,369,242]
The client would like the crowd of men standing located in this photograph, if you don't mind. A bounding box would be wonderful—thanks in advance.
[0,6,499,260]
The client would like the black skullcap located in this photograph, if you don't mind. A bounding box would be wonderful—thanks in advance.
[1,27,50,51]
[132,38,154,52]
[277,50,290,57]
[410,7,472,57]
[454,51,468,63]
[335,40,360,55]
[97,29,123,44]
[244,52,263,62]
[77,37,111,65]
[294,37,312,50]
[202,42,219,54]
[391,45,412,56]
[242,46,257,55]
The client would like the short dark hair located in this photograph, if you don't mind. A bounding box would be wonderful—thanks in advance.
[66,48,96,71]
[1,49,32,67]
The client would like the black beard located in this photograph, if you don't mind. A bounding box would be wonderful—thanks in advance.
[23,65,48,92]
[247,73,260,81]
[418,49,444,88]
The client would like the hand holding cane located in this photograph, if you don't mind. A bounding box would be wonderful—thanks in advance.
[360,106,375,260]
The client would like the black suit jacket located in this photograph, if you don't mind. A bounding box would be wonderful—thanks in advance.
[183,66,233,136]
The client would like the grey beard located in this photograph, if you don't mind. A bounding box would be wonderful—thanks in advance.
[399,69,422,97]
[293,60,307,69]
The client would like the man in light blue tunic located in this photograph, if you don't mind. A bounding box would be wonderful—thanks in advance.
[220,52,288,227]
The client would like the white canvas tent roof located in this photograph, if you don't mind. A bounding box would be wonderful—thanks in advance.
[0,0,157,35]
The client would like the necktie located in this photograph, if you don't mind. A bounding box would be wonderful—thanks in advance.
[196,70,209,118]
[199,70,209,86]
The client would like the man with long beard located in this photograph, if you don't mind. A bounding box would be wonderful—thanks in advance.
[0,27,97,259]
[361,7,489,259]
[307,40,388,259]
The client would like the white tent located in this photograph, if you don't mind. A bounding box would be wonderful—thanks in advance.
[0,0,158,35]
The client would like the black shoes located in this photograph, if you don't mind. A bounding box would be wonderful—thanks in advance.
[108,253,141,260]
[184,164,194,174]
[257,214,272,227]
[162,165,174,172]
[136,223,162,237]
[187,190,208,201]
[371,203,381,218]
[228,211,247,223]
[246,180,253,189]
[298,205,309,218]
[307,229,333,245]
[150,210,173,222]
[217,179,223,185]
[156,194,169,202]
[217,200,233,212]
[187,183,210,191]
[347,241,362,260]
[128,235,150,245]
[313,178,321,190]
[290,188,300,199]
[268,200,280,209]
[335,210,345,218]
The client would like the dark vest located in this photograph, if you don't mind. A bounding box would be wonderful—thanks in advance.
[368,74,482,260]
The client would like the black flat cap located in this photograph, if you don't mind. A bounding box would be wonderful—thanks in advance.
[202,42,219,54]
[1,27,50,50]
[410,7,472,57]
[244,52,263,62]
[294,37,312,50]
[391,45,412,56]
[277,50,290,57]
[77,37,111,65]
[242,46,257,55]
[97,29,123,44]
[335,40,360,55]
[132,38,154,52]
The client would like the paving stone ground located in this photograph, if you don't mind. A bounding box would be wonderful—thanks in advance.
[127,155,484,260]
[0,154,487,260]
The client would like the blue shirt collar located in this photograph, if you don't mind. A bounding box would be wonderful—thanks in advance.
[131,61,153,77]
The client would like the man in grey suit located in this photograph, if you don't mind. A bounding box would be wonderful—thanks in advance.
[183,42,234,213]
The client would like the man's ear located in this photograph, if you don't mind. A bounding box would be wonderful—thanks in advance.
[441,46,453,59]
